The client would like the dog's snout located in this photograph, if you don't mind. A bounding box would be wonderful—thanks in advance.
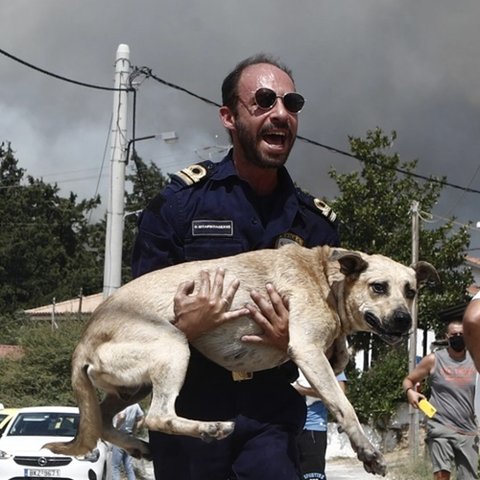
[391,310,412,332]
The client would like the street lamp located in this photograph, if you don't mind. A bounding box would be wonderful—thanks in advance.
[125,131,178,164]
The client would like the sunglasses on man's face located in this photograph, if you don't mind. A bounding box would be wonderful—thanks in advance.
[253,87,305,114]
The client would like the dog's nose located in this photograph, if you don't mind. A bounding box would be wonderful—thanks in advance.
[392,310,412,332]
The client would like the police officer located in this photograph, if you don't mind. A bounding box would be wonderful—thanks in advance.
[132,53,340,480]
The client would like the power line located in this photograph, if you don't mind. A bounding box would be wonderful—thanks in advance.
[142,67,221,108]
[295,135,480,194]
[1,47,479,196]
[421,211,480,232]
[0,47,132,92]
[137,66,480,196]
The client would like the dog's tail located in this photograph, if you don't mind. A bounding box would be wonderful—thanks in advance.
[43,347,102,455]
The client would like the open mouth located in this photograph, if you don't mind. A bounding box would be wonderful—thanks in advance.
[261,127,291,151]
[365,312,408,345]
[264,131,286,145]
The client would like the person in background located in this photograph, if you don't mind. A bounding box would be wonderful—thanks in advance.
[132,53,339,479]
[462,291,480,372]
[111,403,145,480]
[402,319,478,480]
[294,370,347,480]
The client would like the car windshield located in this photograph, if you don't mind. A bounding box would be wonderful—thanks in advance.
[8,412,79,437]
[0,414,7,423]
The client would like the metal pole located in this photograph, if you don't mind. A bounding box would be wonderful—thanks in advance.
[103,44,130,298]
[51,297,58,330]
[409,200,420,457]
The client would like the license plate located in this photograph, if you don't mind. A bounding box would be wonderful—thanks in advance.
[24,468,60,477]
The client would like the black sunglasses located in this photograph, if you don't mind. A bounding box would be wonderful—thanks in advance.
[253,87,305,114]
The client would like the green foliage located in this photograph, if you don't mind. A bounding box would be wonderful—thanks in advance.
[0,314,21,344]
[0,142,170,408]
[330,129,439,261]
[0,141,168,313]
[0,142,103,313]
[329,128,473,347]
[346,346,408,427]
[330,128,473,427]
[0,319,86,407]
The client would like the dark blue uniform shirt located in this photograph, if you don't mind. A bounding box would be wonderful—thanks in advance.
[132,151,339,276]
[131,151,340,479]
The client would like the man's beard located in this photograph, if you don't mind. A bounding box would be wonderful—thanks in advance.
[236,118,294,169]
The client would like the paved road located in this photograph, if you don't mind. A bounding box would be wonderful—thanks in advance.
[326,458,380,480]
[139,458,386,479]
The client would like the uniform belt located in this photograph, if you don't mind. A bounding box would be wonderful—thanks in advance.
[232,363,298,382]
[232,371,253,381]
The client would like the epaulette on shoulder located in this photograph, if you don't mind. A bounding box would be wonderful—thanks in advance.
[297,188,338,224]
[172,160,214,187]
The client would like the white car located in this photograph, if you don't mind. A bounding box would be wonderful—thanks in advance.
[0,406,112,480]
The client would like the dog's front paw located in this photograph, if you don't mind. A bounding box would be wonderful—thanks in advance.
[358,446,386,476]
[200,421,235,442]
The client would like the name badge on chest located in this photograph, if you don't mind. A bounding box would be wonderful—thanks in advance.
[192,220,234,237]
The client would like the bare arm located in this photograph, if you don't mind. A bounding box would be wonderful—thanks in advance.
[402,353,435,408]
[173,268,249,341]
[113,412,126,429]
[295,379,346,398]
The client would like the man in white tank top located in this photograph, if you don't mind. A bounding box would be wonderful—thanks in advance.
[403,319,478,480]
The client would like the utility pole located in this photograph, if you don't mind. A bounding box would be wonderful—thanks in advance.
[103,44,130,298]
[409,200,420,457]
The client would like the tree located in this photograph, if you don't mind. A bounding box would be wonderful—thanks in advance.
[0,142,103,314]
[329,129,472,360]
[0,149,170,408]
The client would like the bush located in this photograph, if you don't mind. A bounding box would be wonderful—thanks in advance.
[0,318,86,407]
[346,346,408,428]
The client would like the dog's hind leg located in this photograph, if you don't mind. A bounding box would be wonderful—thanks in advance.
[145,341,234,441]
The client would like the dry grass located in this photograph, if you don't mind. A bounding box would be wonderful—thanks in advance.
[385,446,459,480]
[386,452,432,480]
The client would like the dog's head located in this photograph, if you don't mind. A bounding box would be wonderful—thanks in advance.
[330,249,439,345]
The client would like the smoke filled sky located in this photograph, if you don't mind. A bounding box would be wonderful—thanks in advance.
[1,0,480,250]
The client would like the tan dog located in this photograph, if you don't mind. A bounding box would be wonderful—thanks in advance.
[45,244,438,476]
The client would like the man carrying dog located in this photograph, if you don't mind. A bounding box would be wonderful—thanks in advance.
[132,53,339,480]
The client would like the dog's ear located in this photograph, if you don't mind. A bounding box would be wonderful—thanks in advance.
[411,261,440,288]
[330,249,369,278]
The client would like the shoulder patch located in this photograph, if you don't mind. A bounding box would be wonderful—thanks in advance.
[173,162,212,186]
[296,188,338,224]
[313,198,337,224]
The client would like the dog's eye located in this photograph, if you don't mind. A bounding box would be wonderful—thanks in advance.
[371,282,387,294]
[405,288,416,299]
